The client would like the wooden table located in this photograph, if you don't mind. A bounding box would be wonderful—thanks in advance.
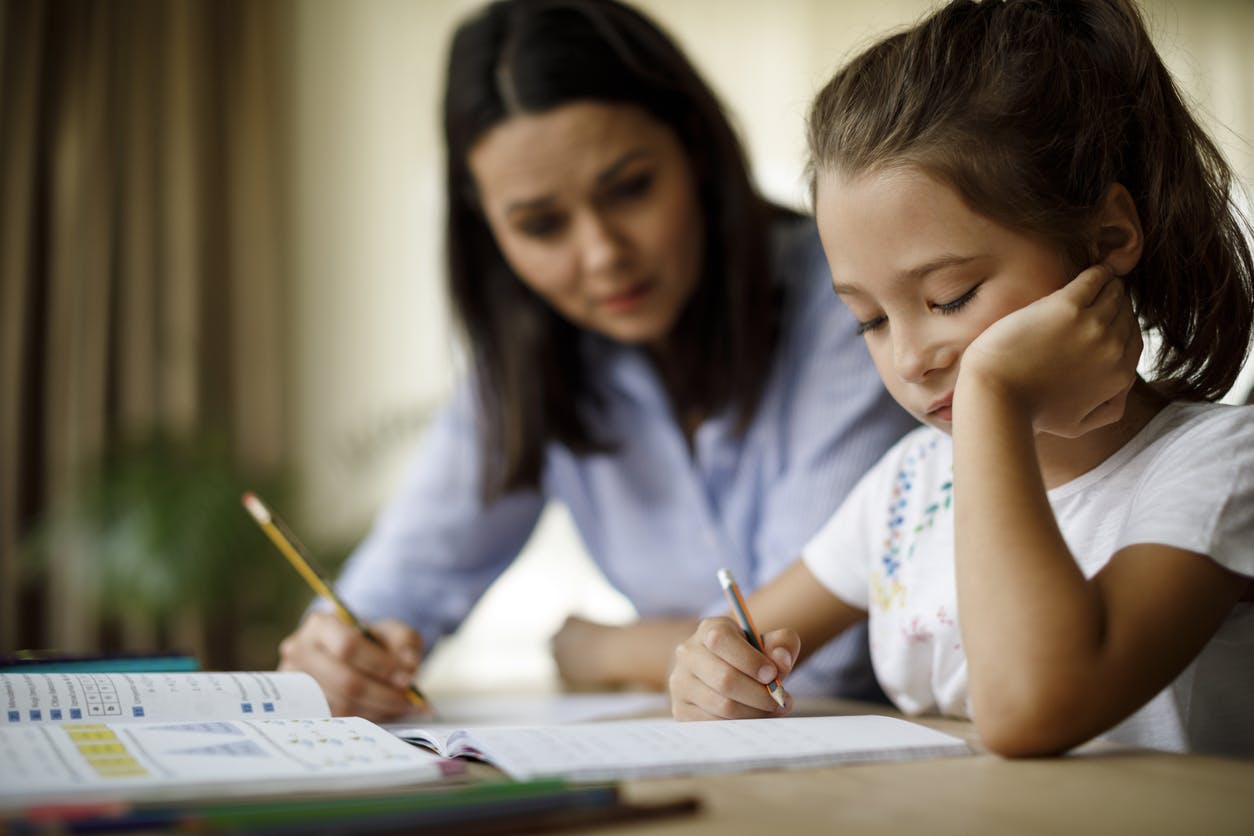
[563,699,1254,835]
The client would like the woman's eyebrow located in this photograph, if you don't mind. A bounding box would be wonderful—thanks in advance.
[503,149,652,218]
[595,149,651,186]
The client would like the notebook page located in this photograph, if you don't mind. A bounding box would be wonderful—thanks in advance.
[449,714,971,781]
[1,672,330,725]
[0,716,449,809]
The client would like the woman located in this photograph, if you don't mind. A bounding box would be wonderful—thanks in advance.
[277,0,915,719]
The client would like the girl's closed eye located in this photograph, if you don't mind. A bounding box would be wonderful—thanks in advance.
[932,284,980,314]
[856,314,887,336]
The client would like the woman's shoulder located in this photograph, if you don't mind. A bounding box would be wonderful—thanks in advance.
[767,213,856,349]
[769,213,828,292]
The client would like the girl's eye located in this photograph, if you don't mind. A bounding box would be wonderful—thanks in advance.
[518,213,564,239]
[607,172,653,202]
[856,315,887,336]
[933,285,980,314]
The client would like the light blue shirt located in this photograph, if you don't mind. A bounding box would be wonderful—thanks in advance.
[334,218,918,698]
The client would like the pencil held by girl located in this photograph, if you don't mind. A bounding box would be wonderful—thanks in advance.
[669,0,1254,758]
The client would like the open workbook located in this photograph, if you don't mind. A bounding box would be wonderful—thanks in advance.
[391,713,972,782]
[0,671,449,810]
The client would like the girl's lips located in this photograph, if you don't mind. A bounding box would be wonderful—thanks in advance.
[927,394,954,422]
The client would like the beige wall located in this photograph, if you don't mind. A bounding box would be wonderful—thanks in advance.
[288,0,1254,690]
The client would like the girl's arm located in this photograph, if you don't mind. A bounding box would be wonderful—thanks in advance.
[952,268,1247,756]
[668,560,866,720]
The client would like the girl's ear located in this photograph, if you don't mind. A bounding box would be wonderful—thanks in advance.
[1091,183,1144,276]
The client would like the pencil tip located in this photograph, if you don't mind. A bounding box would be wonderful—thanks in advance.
[769,685,788,709]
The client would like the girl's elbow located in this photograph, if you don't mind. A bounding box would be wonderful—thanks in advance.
[970,686,1087,758]
[974,715,1071,758]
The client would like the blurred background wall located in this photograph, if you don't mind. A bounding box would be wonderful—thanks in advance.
[3,0,1252,685]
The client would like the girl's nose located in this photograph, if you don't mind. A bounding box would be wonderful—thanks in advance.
[894,332,951,383]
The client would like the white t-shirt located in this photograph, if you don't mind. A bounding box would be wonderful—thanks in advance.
[803,400,1254,756]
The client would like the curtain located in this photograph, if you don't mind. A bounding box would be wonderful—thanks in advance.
[1,0,290,664]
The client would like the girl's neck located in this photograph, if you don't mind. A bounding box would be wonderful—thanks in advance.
[1035,380,1169,489]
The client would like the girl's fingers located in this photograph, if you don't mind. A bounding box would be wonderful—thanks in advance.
[669,618,792,720]
[700,618,783,685]
[679,673,779,720]
[1064,262,1115,307]
[761,629,801,678]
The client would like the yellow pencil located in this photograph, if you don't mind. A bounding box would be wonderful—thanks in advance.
[717,568,789,709]
[242,491,432,712]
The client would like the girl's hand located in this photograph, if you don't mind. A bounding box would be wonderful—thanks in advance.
[669,617,798,720]
[959,265,1143,437]
[278,612,424,720]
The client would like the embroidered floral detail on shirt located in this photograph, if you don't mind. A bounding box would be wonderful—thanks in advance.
[871,437,953,613]
[908,478,952,557]
[902,615,933,643]
[871,572,905,610]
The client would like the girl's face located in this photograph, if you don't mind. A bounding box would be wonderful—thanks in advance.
[815,165,1074,432]
[468,102,705,348]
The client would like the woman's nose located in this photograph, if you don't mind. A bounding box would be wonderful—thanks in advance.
[577,212,627,275]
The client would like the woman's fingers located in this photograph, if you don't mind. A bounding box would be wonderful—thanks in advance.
[277,612,420,720]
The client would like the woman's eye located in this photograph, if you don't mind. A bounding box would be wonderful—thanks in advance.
[856,315,887,336]
[608,172,653,202]
[518,214,564,239]
[933,285,980,314]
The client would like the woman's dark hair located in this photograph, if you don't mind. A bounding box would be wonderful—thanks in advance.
[807,0,1254,401]
[444,0,780,500]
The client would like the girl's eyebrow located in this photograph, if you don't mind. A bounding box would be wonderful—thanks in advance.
[503,149,652,218]
[833,253,978,295]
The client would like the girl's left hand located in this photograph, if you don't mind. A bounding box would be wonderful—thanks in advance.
[959,264,1143,437]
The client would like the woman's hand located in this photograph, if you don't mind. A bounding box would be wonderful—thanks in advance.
[551,615,699,691]
[277,612,425,720]
[551,615,615,690]
[959,265,1143,438]
[668,616,798,720]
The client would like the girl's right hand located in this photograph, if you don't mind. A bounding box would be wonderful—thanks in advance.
[668,616,799,720]
[277,611,425,721]
[960,264,1142,438]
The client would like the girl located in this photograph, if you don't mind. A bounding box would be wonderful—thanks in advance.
[669,0,1254,758]
[278,0,914,719]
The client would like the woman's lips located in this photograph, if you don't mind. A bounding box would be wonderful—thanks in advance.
[599,282,652,313]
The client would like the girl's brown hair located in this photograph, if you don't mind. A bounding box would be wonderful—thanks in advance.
[807,0,1253,400]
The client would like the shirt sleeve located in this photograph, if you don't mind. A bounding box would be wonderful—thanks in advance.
[801,453,894,611]
[1119,407,1254,578]
[331,382,545,649]
[750,224,918,586]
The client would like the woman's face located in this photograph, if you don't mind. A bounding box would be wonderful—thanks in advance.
[468,102,705,347]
